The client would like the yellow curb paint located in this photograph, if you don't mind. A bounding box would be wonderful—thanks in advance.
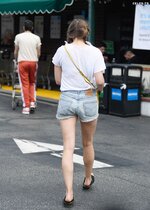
[1,85,60,100]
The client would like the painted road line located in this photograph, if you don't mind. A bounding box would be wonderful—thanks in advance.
[13,138,113,169]
[51,153,113,169]
[13,138,79,154]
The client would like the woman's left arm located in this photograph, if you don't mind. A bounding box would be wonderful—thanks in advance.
[94,71,105,92]
[14,45,19,61]
[54,65,62,85]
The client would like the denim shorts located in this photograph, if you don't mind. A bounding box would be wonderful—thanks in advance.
[56,90,99,122]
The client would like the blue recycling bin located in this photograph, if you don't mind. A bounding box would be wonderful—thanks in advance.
[108,64,143,117]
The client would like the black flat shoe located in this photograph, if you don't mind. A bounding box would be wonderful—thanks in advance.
[63,196,74,208]
[83,174,95,190]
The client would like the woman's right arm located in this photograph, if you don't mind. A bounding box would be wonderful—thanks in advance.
[54,65,62,85]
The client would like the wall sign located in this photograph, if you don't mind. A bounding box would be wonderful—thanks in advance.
[1,15,14,45]
[34,16,44,38]
[133,5,150,50]
[50,16,61,39]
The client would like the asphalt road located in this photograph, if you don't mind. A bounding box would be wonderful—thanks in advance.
[0,92,150,210]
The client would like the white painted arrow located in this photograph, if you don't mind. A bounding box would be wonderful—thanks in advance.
[13,138,113,169]
[13,138,79,154]
[51,153,113,169]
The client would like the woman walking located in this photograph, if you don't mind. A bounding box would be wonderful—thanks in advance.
[52,19,105,207]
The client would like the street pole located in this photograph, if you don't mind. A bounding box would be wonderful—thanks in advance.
[88,0,95,44]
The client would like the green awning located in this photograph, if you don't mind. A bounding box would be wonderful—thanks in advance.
[0,0,74,15]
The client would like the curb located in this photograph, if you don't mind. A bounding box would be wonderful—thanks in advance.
[0,88,58,105]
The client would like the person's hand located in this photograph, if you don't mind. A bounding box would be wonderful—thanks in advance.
[97,84,104,92]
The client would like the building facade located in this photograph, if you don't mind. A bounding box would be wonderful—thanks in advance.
[0,0,149,63]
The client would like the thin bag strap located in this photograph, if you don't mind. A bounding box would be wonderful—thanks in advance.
[64,45,96,89]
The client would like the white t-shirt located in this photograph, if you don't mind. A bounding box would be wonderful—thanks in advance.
[14,31,41,62]
[52,42,106,91]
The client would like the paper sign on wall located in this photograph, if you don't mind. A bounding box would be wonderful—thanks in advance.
[133,5,150,50]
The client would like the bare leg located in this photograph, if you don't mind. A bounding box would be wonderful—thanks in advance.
[80,119,97,186]
[60,117,77,201]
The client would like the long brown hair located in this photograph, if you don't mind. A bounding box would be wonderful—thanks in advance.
[67,19,89,43]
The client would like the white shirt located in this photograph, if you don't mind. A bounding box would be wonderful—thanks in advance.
[14,31,41,62]
[52,42,106,91]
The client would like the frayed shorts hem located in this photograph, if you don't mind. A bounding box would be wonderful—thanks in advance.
[80,115,99,122]
[56,114,99,122]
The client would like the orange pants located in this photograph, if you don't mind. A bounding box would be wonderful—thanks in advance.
[18,61,37,108]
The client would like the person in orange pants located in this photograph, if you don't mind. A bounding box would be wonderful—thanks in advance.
[14,20,41,114]
[19,61,37,112]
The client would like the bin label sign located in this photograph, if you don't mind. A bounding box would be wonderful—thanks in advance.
[127,89,139,101]
[111,88,122,101]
